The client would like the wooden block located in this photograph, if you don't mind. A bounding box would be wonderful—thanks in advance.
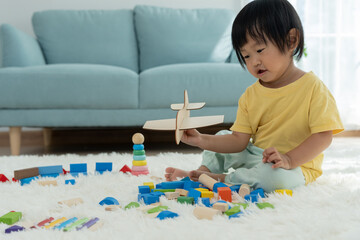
[58,198,84,207]
[201,191,214,198]
[105,205,121,211]
[175,188,188,196]
[198,174,217,190]
[143,182,155,190]
[137,202,161,213]
[14,167,39,180]
[238,184,250,198]
[38,180,58,186]
[212,202,229,212]
[217,187,232,202]
[165,192,180,200]
[88,221,104,232]
[146,212,160,218]
[275,189,293,196]
[193,206,221,220]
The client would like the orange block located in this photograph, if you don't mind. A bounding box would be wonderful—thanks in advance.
[217,187,232,202]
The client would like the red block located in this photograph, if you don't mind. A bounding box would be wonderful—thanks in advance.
[63,168,69,175]
[120,165,132,173]
[12,178,19,183]
[0,174,9,182]
[217,187,232,202]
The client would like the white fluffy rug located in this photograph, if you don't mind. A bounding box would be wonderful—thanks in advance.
[0,138,360,240]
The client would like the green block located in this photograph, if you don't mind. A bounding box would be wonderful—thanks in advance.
[153,189,176,193]
[133,150,146,156]
[256,202,275,209]
[147,206,169,214]
[0,211,22,225]
[177,196,194,205]
[224,206,241,216]
[125,202,140,210]
[232,203,249,209]
[63,217,89,232]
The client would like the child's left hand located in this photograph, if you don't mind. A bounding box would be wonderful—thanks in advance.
[262,147,292,169]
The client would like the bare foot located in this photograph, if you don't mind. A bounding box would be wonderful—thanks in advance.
[165,167,190,181]
[189,170,226,182]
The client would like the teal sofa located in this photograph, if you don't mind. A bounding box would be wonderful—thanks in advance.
[0,5,255,155]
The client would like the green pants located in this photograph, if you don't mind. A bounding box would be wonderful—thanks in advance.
[201,130,305,193]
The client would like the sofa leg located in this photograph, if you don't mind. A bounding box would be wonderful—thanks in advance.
[9,127,22,156]
[43,128,52,148]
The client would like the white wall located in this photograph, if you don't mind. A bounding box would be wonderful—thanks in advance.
[0,0,242,36]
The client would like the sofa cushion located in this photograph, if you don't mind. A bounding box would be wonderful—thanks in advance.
[134,5,235,71]
[32,10,138,72]
[139,63,256,109]
[0,64,138,109]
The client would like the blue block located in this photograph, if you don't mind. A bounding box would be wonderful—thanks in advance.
[229,211,244,219]
[38,165,63,176]
[70,172,88,177]
[188,189,201,204]
[183,181,200,190]
[250,188,265,198]
[99,197,119,206]
[229,185,241,192]
[213,182,228,193]
[139,185,151,194]
[5,225,25,234]
[65,179,76,185]
[20,176,38,186]
[41,173,60,178]
[156,211,179,220]
[161,181,185,189]
[70,163,87,174]
[200,198,211,207]
[95,162,112,173]
[152,191,165,197]
[133,144,144,150]
[143,194,159,205]
[180,176,191,181]
[54,217,78,230]
[244,193,259,203]
[155,183,162,189]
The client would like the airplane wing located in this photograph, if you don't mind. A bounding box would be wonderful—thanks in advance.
[171,102,205,110]
[179,115,224,130]
[143,118,176,130]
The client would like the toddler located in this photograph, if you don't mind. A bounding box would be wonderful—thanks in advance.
[165,0,344,192]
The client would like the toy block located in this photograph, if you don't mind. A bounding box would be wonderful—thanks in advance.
[224,206,241,216]
[152,191,165,197]
[88,221,104,232]
[143,182,155,190]
[125,202,140,210]
[217,187,232,202]
[132,165,149,172]
[45,217,67,229]
[58,197,84,207]
[133,155,146,161]
[199,198,211,207]
[77,217,99,231]
[156,210,179,220]
[229,211,244,219]
[161,181,185,189]
[201,191,214,199]
[95,162,112,174]
[188,189,202,204]
[139,185,151,194]
[133,144,144,150]
[212,202,229,212]
[0,211,22,225]
[133,149,146,155]
[256,202,275,209]
[175,188,188,196]
[143,194,160,205]
[244,193,259,203]
[147,206,169,214]
[0,174,9,182]
[132,170,149,176]
[251,188,265,198]
[275,189,293,196]
[63,168,69,175]
[70,163,87,175]
[193,206,221,220]
[177,196,194,205]
[38,180,58,186]
[20,176,38,186]
[137,202,162,213]
[65,179,76,185]
[165,192,180,200]
[38,165,63,177]
[198,173,217,190]
[229,185,241,192]
[99,197,119,206]
[213,182,228,193]
[153,189,176,193]
[14,167,39,180]
[12,178,19,183]
[105,205,121,211]
[232,203,249,210]
[120,165,132,173]
[54,217,77,230]
[63,217,89,232]
[5,225,25,234]
[183,180,200,190]
[238,183,250,198]
[180,176,191,181]
[32,217,54,228]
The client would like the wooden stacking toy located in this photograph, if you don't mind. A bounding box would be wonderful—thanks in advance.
[131,133,149,176]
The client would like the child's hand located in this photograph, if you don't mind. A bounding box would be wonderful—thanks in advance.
[262,147,292,169]
[181,129,201,147]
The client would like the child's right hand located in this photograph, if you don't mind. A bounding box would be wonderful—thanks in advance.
[181,129,201,147]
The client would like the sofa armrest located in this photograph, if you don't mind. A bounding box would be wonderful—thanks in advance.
[0,24,45,67]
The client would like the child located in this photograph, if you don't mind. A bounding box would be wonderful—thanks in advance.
[165,0,344,193]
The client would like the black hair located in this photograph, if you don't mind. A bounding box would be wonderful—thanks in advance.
[231,0,304,68]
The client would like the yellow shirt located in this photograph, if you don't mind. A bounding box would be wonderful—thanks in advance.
[230,72,344,184]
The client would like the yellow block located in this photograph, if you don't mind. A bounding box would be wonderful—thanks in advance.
[201,191,214,198]
[275,189,293,196]
[132,160,147,166]
[195,188,210,192]
[143,182,155,190]
[45,217,67,229]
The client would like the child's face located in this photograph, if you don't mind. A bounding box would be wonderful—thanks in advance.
[240,36,294,87]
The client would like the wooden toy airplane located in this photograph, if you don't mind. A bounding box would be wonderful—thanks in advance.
[143,90,224,144]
